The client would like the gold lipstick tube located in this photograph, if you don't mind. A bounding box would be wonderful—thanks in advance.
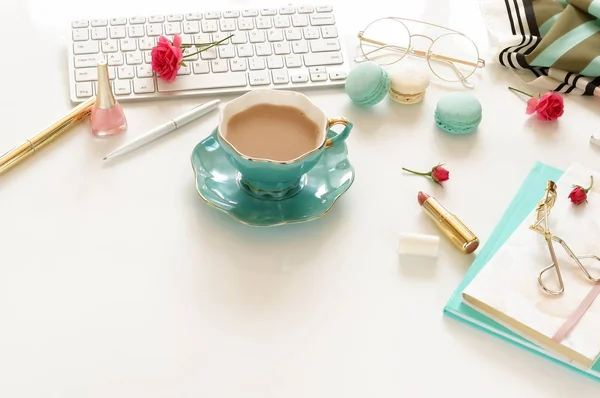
[421,195,479,254]
[0,96,96,176]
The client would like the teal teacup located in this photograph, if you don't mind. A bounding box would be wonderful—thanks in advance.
[217,89,353,200]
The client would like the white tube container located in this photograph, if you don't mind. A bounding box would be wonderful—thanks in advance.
[398,233,440,258]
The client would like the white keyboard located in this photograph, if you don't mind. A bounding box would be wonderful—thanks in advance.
[67,5,349,103]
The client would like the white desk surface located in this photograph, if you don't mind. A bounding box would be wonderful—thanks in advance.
[2,0,600,396]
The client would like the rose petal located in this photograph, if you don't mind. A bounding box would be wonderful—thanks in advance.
[526,97,539,114]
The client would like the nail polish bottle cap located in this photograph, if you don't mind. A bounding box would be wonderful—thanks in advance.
[96,59,116,110]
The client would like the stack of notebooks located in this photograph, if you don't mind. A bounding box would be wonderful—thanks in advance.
[444,161,600,381]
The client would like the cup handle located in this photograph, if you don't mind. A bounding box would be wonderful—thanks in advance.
[325,117,353,148]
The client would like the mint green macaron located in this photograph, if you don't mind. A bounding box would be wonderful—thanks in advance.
[345,61,391,107]
[434,92,482,134]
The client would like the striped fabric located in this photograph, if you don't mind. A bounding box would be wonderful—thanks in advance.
[481,0,600,96]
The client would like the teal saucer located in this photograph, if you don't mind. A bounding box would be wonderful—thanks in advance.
[191,128,355,226]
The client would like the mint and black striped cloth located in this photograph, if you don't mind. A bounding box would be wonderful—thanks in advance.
[480,0,600,96]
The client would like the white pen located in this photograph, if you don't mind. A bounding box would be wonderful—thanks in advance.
[103,99,220,161]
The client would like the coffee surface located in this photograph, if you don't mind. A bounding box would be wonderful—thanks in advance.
[225,104,321,161]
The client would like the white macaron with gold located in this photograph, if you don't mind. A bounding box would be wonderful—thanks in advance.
[388,62,430,104]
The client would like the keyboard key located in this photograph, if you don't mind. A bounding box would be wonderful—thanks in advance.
[291,41,309,54]
[110,17,127,25]
[292,14,309,27]
[193,33,213,45]
[223,10,240,18]
[231,32,247,44]
[165,22,182,35]
[200,48,217,60]
[249,57,266,70]
[285,28,302,41]
[157,72,247,91]
[238,18,254,30]
[107,53,124,66]
[184,21,200,34]
[72,28,89,41]
[128,25,145,38]
[255,43,272,56]
[192,61,210,74]
[272,69,289,84]
[249,70,270,85]
[218,46,236,58]
[138,37,157,50]
[91,19,108,27]
[73,41,99,55]
[101,39,118,52]
[267,30,283,42]
[249,30,266,43]
[274,16,290,28]
[211,59,228,73]
[279,7,295,14]
[201,20,217,33]
[120,38,137,51]
[74,54,99,68]
[75,67,97,82]
[129,16,146,24]
[118,66,135,79]
[316,5,333,12]
[309,67,326,74]
[261,8,277,16]
[274,42,291,55]
[110,26,126,39]
[310,39,340,52]
[72,20,89,28]
[220,19,236,32]
[204,11,221,19]
[303,52,343,66]
[310,73,327,81]
[236,45,254,57]
[321,26,338,38]
[76,82,93,97]
[297,6,314,13]
[303,27,320,39]
[310,14,335,26]
[256,17,272,29]
[91,27,108,40]
[146,24,163,36]
[266,56,284,69]
[185,13,202,21]
[149,15,165,23]
[114,80,131,95]
[143,51,152,63]
[285,55,302,67]
[126,51,143,65]
[212,32,231,43]
[242,9,259,17]
[290,73,309,83]
[133,78,155,93]
[229,58,247,71]
[329,71,346,80]
[177,65,191,75]
[167,14,184,22]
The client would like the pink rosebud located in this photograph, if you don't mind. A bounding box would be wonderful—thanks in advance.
[568,175,594,205]
[402,163,450,185]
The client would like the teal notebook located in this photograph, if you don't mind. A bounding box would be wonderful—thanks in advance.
[443,161,600,381]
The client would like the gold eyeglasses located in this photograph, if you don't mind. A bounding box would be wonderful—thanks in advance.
[355,17,486,88]
[529,180,600,295]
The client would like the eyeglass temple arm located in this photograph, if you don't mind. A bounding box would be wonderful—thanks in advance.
[358,34,485,68]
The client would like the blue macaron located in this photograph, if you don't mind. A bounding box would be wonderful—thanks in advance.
[434,92,482,134]
[345,61,391,107]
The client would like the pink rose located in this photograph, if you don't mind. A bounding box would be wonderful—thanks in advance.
[431,166,449,183]
[568,175,594,205]
[534,92,564,121]
[151,35,183,83]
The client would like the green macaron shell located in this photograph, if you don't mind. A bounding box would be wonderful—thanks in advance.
[434,92,482,134]
[345,62,391,107]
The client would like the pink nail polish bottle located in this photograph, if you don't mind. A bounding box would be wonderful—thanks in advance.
[90,59,127,137]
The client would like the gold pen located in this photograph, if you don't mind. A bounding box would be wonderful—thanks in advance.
[0,96,96,176]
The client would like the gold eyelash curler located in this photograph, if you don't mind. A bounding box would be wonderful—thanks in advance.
[529,180,600,295]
